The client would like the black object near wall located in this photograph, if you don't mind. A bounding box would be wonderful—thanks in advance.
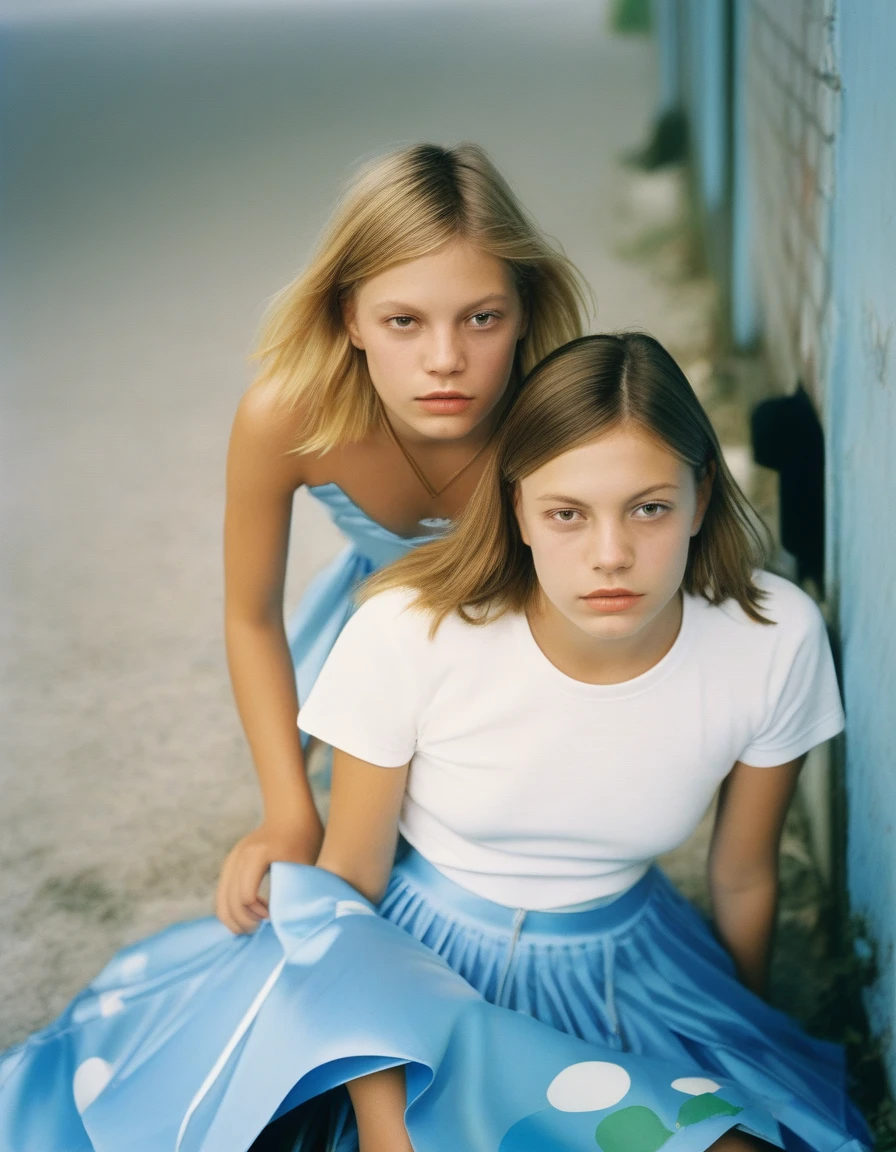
[750,385,825,586]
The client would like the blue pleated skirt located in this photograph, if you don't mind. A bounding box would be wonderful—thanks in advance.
[379,848,869,1151]
[0,855,871,1152]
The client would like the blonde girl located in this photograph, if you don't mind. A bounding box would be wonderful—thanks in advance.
[218,142,589,932]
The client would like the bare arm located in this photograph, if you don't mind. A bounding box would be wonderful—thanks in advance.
[216,385,323,933]
[316,748,409,902]
[708,756,804,997]
[316,747,412,1151]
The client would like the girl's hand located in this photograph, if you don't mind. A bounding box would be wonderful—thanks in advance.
[215,816,324,934]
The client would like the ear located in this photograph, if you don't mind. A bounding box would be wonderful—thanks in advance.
[690,461,715,536]
[341,292,365,350]
[512,483,531,546]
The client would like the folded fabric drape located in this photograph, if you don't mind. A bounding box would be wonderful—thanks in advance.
[0,864,792,1152]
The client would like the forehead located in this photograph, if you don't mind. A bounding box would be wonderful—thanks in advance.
[356,239,515,305]
[521,426,691,495]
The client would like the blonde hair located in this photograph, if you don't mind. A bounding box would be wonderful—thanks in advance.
[254,143,591,454]
[364,333,772,628]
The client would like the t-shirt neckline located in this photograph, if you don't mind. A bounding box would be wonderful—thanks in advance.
[514,591,696,699]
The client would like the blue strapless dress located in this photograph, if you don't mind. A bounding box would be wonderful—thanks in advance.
[289,484,447,715]
[0,486,872,1151]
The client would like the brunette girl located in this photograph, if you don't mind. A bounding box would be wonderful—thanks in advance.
[296,333,870,1151]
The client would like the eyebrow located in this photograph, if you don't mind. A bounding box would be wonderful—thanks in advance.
[374,293,511,313]
[535,484,680,504]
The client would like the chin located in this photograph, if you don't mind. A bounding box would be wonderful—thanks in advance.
[577,605,652,638]
[414,413,480,438]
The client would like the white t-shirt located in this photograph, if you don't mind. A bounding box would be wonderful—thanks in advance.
[299,571,844,910]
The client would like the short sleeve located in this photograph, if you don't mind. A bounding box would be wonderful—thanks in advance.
[738,593,844,767]
[298,590,424,767]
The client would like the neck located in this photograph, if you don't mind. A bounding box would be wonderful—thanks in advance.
[526,592,683,685]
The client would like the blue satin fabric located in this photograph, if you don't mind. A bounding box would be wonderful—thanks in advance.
[383,849,871,1151]
[0,860,870,1152]
[289,484,446,714]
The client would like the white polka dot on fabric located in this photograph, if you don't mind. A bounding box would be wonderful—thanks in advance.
[334,900,375,918]
[671,1076,721,1094]
[118,952,148,980]
[73,1057,113,1114]
[99,991,125,1017]
[547,1061,632,1112]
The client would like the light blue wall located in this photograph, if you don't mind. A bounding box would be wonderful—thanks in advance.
[655,0,896,1086]
[657,0,755,346]
[681,0,727,213]
[827,4,896,1088]
[676,0,756,346]
[653,0,680,114]
[729,0,758,348]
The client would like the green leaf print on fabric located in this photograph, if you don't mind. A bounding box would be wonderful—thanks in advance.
[595,1106,673,1152]
[677,1093,743,1126]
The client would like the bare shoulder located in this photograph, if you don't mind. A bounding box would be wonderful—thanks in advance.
[229,378,310,492]
[233,377,301,452]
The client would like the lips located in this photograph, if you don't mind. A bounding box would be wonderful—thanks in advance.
[585,588,638,598]
[581,590,643,614]
[416,392,473,414]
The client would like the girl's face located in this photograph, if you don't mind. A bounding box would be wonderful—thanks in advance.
[514,424,711,648]
[344,239,525,442]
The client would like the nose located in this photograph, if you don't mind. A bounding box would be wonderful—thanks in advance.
[587,517,634,574]
[423,325,465,377]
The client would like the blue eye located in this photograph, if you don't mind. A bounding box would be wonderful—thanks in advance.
[470,311,498,327]
[389,316,415,328]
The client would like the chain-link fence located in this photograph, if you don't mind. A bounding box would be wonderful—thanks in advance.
[747,0,840,409]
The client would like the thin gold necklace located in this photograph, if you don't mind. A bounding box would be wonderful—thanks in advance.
[381,408,497,500]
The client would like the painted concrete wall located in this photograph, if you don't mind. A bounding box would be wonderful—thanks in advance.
[741,0,840,412]
[680,0,727,214]
[656,0,896,1086]
[729,0,758,349]
[669,0,729,296]
[652,0,680,114]
[737,0,842,875]
[826,3,896,1091]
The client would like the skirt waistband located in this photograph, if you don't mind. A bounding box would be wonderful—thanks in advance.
[390,848,657,940]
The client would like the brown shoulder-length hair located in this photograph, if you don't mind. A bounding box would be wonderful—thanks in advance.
[363,332,771,628]
[253,142,590,454]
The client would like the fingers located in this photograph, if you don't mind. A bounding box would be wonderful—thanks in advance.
[214,846,236,929]
[214,842,271,935]
[238,856,271,927]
